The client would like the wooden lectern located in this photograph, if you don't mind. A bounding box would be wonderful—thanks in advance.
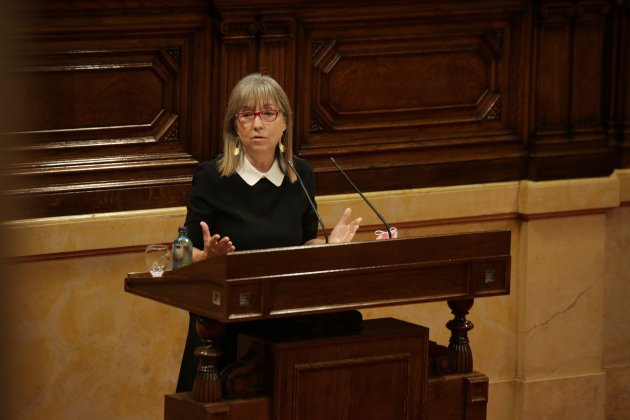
[125,230,511,419]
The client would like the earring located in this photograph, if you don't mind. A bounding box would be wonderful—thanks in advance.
[278,141,286,153]
[233,138,241,156]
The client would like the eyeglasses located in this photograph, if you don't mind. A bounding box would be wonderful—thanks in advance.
[236,109,280,124]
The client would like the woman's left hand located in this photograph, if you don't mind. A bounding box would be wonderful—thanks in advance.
[329,208,362,243]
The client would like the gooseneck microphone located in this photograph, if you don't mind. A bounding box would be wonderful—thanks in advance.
[330,157,392,239]
[286,159,329,243]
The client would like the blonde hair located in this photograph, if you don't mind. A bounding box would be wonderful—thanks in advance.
[217,73,296,183]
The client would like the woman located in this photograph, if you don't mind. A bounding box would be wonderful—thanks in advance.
[177,73,362,392]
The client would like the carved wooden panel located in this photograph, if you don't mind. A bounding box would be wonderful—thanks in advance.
[291,2,528,194]
[613,0,630,167]
[3,0,626,219]
[427,372,489,420]
[528,0,616,179]
[211,1,530,195]
[262,318,428,420]
[5,3,211,218]
[213,12,297,150]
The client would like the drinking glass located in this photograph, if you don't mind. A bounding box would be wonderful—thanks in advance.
[145,244,169,277]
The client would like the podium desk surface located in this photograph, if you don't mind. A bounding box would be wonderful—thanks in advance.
[125,230,511,323]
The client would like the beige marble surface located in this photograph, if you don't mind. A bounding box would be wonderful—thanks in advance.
[518,215,606,379]
[5,253,186,420]
[7,207,185,258]
[603,205,630,420]
[4,169,629,420]
[519,373,606,420]
[604,206,630,366]
[518,175,620,215]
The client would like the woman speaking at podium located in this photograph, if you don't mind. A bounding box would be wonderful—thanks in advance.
[176,73,362,392]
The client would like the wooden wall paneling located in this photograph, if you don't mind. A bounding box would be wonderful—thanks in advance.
[212,12,260,157]
[6,5,212,218]
[7,0,626,219]
[27,0,210,13]
[528,0,616,180]
[531,2,572,132]
[211,9,297,158]
[189,15,215,162]
[611,0,630,168]
[571,5,605,126]
[622,0,630,167]
[295,2,528,194]
[257,13,297,103]
[505,1,533,144]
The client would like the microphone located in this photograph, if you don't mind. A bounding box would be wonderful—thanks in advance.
[330,157,392,239]
[286,159,329,243]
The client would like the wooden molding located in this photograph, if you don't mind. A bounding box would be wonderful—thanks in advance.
[3,0,627,219]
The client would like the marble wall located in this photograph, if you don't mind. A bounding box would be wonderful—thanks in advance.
[4,170,629,419]
[604,202,630,419]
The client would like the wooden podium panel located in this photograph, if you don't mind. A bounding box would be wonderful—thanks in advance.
[165,394,270,419]
[125,231,511,323]
[164,372,489,420]
[427,372,489,420]
[165,318,428,420]
[127,231,510,420]
[256,318,428,420]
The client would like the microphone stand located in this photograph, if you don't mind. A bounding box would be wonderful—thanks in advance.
[330,157,392,239]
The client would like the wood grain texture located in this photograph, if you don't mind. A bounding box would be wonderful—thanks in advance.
[4,0,627,218]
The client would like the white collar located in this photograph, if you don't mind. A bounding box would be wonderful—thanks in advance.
[237,156,285,187]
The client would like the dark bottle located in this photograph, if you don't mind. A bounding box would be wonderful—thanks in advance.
[172,226,193,269]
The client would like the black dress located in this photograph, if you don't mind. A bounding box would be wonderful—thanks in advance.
[176,156,319,392]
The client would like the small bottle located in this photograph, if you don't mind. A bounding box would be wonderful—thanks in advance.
[172,226,193,269]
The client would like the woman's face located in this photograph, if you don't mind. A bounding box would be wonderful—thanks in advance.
[235,101,286,162]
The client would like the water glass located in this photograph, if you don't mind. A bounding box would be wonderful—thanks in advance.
[145,244,169,277]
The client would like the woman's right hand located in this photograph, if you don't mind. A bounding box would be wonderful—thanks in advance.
[192,221,235,262]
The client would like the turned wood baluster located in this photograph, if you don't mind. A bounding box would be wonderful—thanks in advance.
[446,299,475,373]
[192,317,224,402]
